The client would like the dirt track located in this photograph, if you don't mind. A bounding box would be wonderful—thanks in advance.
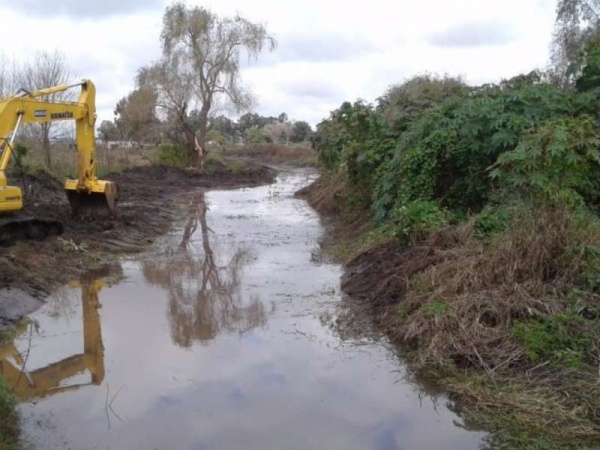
[0,162,275,327]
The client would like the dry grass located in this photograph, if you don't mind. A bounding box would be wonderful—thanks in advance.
[365,206,600,440]
[391,207,600,370]
[15,143,155,180]
[224,143,316,165]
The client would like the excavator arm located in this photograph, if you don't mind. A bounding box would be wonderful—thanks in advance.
[0,277,106,401]
[0,80,117,218]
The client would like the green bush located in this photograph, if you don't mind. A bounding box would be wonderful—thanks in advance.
[475,207,514,236]
[312,65,600,242]
[390,200,449,239]
[490,116,600,207]
[158,140,189,167]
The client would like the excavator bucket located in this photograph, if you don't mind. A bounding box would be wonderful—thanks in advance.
[65,179,118,219]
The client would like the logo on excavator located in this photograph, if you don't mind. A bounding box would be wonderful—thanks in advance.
[50,111,74,120]
[34,110,47,118]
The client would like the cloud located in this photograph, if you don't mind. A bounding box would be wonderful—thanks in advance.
[248,32,379,67]
[426,20,518,48]
[281,80,344,100]
[2,0,164,18]
[277,33,378,63]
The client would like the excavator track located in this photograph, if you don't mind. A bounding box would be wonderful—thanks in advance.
[0,215,64,247]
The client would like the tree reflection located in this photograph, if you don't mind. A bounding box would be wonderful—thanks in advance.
[142,193,266,347]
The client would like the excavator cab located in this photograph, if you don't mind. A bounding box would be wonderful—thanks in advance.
[0,80,118,220]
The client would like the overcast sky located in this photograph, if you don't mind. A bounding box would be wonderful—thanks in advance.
[0,0,557,128]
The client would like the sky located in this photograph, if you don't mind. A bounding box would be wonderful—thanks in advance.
[0,0,558,128]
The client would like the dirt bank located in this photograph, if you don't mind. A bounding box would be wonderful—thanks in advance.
[0,162,275,328]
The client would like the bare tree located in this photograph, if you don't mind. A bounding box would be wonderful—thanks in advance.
[263,122,283,144]
[552,0,600,83]
[0,53,19,98]
[17,50,73,168]
[281,121,293,145]
[140,2,276,168]
[264,121,293,145]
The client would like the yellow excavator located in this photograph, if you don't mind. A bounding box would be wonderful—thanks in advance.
[0,79,117,220]
[0,277,105,401]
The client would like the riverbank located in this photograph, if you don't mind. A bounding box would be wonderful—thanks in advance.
[297,173,600,450]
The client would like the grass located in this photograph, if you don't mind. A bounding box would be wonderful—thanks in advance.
[225,159,247,174]
[0,378,19,450]
[13,142,155,181]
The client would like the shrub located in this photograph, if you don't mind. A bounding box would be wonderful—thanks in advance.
[158,139,188,167]
[390,200,449,239]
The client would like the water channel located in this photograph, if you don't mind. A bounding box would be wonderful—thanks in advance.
[1,168,486,449]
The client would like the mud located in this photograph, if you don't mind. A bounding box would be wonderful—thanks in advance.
[0,163,275,321]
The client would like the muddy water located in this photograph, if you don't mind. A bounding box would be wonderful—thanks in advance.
[3,169,486,450]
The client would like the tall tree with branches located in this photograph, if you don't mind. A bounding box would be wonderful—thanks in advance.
[140,2,276,167]
[552,0,600,83]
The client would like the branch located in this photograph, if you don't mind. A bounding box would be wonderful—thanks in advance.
[583,0,600,22]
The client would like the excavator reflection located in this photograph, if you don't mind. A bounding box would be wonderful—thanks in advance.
[0,277,105,401]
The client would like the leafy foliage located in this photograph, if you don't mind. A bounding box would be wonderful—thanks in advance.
[491,116,600,206]
[390,200,449,239]
[158,139,189,167]
[139,2,276,164]
[244,126,267,144]
[312,69,600,238]
[513,314,592,367]
[291,120,312,142]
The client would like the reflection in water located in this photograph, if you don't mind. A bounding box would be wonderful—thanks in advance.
[142,193,267,347]
[13,171,486,450]
[0,277,105,401]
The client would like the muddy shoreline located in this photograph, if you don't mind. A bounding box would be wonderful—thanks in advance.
[0,162,276,329]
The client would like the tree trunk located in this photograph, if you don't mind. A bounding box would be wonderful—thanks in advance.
[42,124,51,168]
[184,126,199,167]
[196,104,211,170]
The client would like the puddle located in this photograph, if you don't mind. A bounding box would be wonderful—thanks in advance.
[1,168,486,449]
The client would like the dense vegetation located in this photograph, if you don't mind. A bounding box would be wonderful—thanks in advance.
[309,40,600,448]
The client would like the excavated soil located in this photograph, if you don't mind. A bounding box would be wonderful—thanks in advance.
[0,162,275,326]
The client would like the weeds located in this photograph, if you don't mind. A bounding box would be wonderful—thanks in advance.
[0,378,19,450]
